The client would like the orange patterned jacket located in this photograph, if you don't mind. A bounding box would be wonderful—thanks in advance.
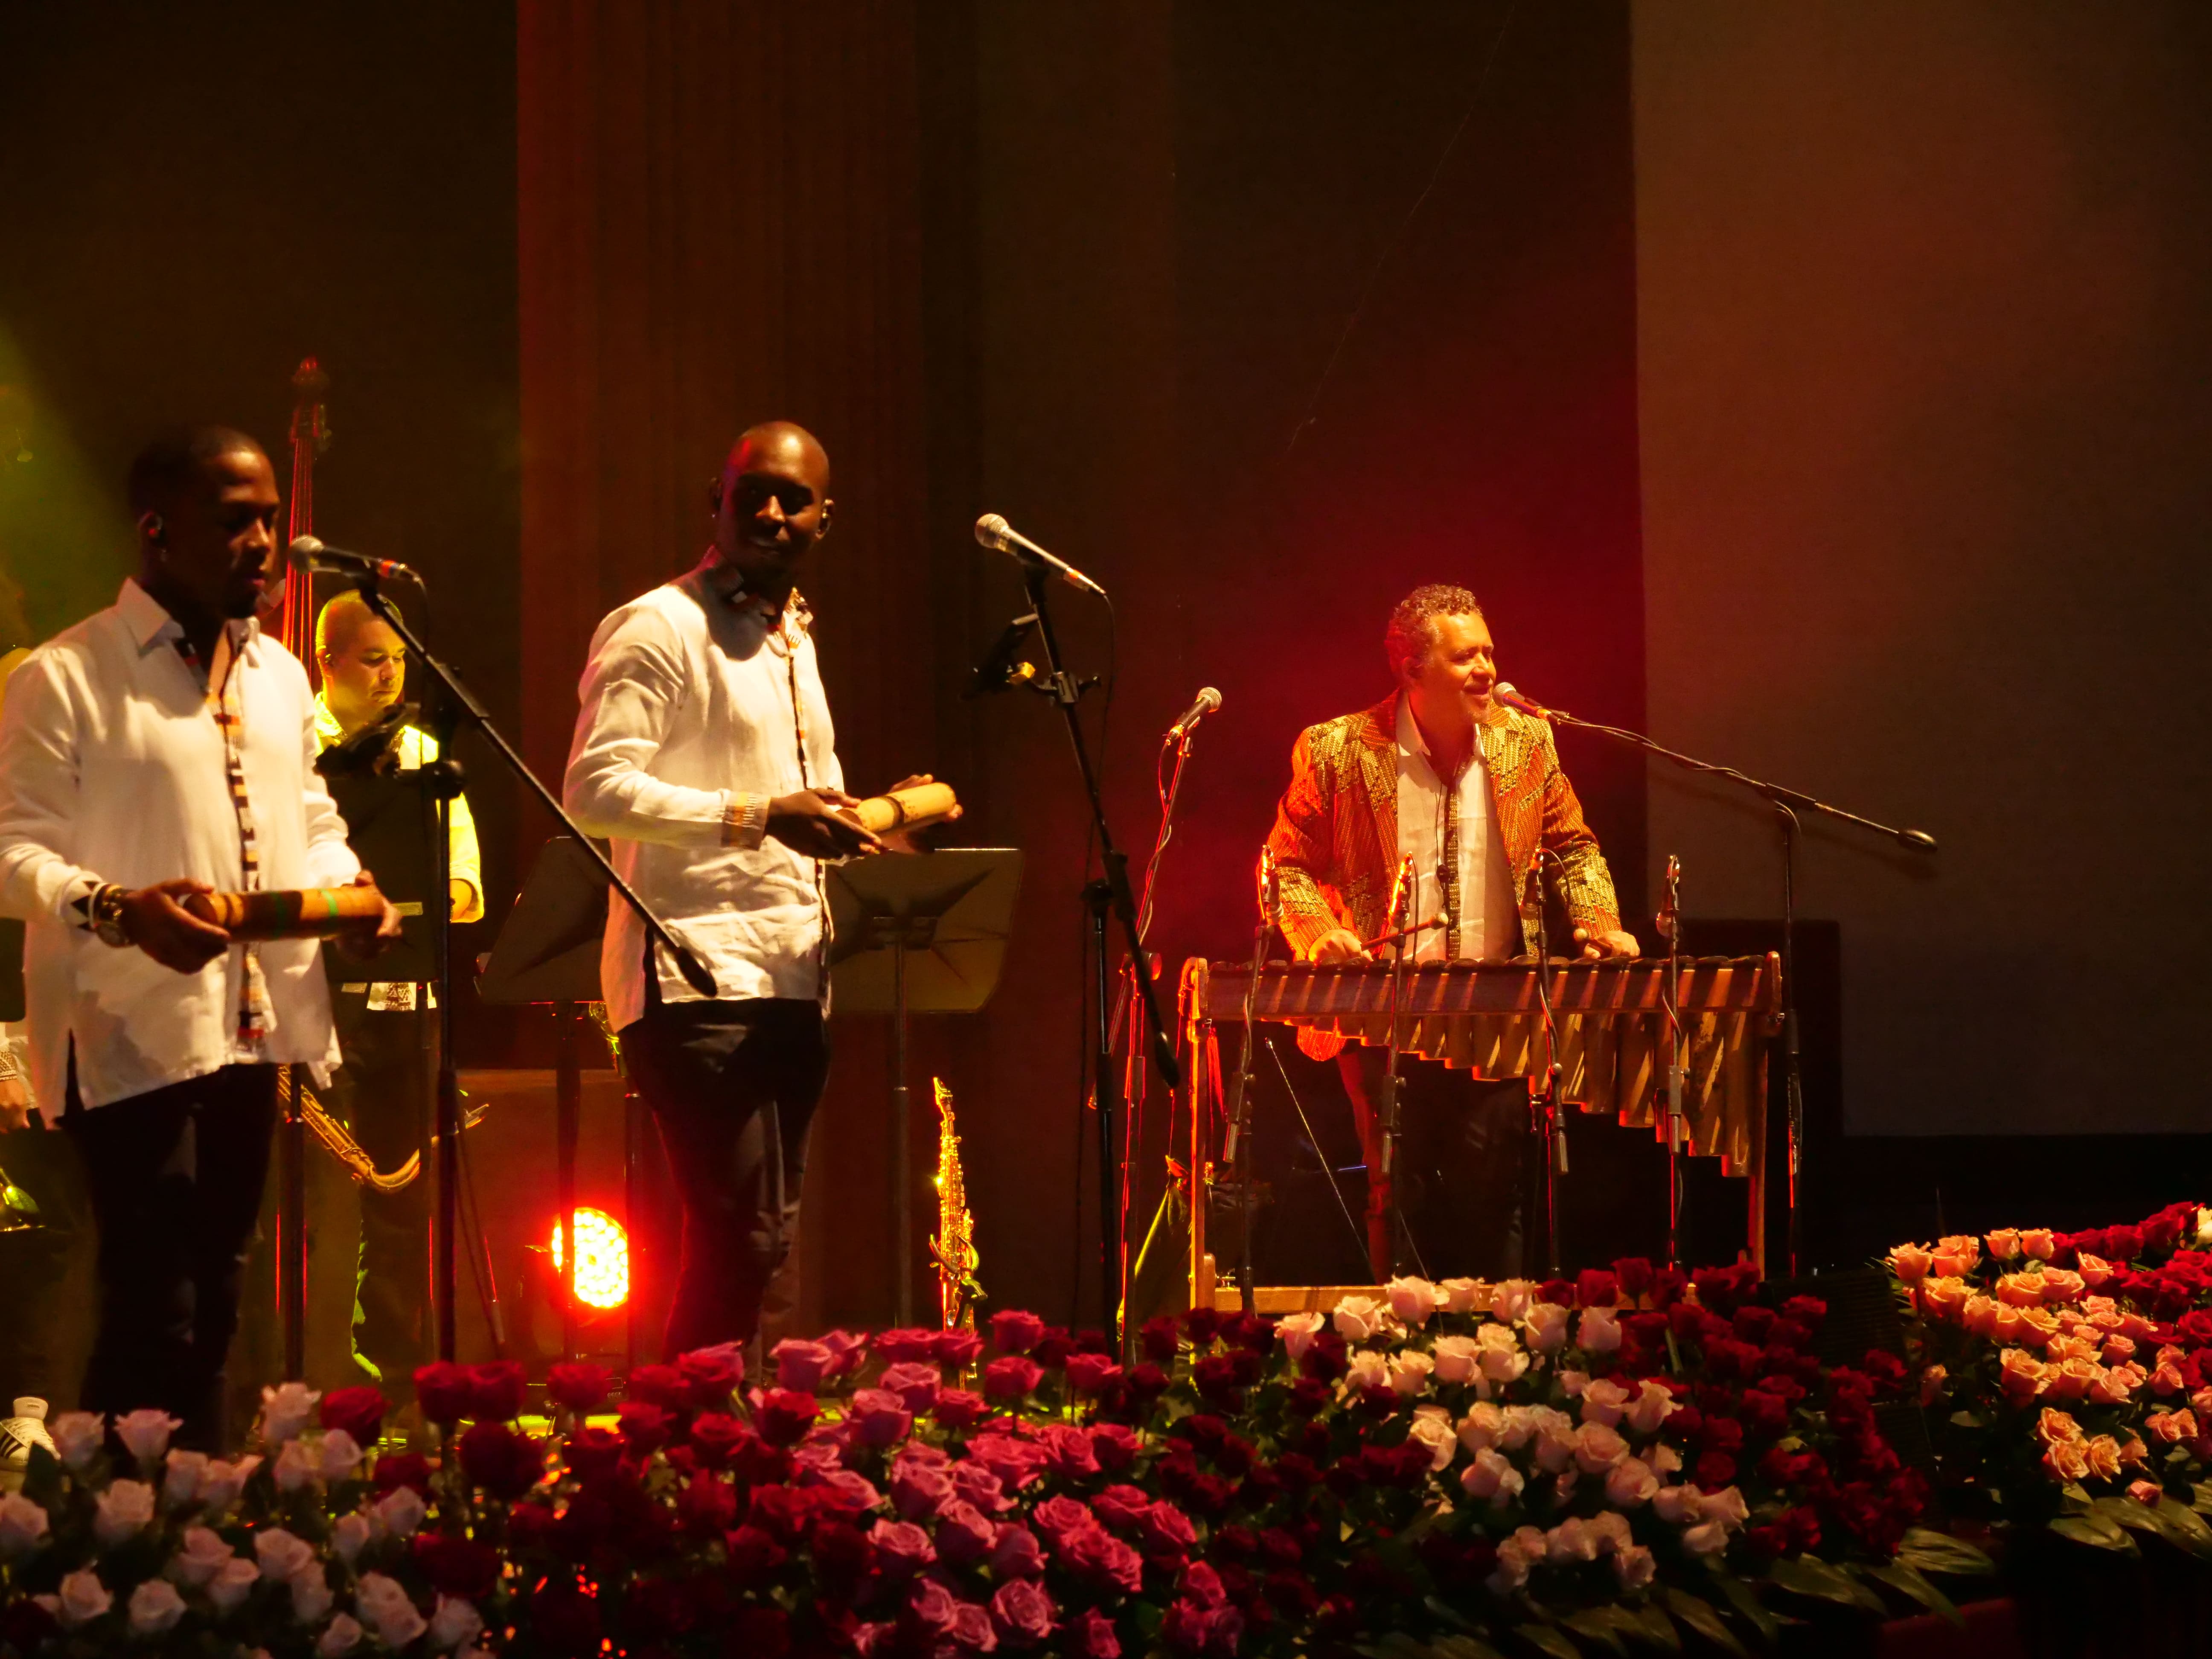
[1264,694,1621,959]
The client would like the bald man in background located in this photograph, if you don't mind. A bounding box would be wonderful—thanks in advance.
[308,589,483,1408]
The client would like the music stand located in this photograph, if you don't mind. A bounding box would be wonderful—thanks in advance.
[827,850,1022,1325]
[477,836,610,1363]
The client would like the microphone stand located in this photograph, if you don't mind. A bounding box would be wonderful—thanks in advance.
[1515,696,1936,1276]
[353,579,716,1362]
[1378,855,1415,1281]
[1656,856,1687,1269]
[1220,851,1275,1317]
[1011,564,1182,1333]
[1519,856,1567,1277]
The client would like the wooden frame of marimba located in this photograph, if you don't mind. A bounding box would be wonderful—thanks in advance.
[1178,954,1784,1311]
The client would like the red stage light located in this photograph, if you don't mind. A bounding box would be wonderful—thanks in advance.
[549,1207,630,1309]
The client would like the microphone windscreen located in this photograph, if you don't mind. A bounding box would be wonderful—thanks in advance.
[973,513,1010,550]
[287,535,324,570]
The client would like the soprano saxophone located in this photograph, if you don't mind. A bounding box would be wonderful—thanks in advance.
[928,1077,982,1330]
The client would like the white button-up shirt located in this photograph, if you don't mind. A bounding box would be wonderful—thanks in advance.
[1396,697,1519,962]
[0,579,361,1118]
[563,561,842,1031]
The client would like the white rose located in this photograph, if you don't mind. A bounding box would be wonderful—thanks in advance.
[254,1527,316,1582]
[1277,1312,1324,1361]
[1387,1350,1435,1397]
[1552,1468,1580,1504]
[1457,1402,1504,1452]
[209,1556,262,1613]
[1576,1307,1623,1353]
[168,1525,235,1587]
[93,1479,156,1546]
[429,1594,486,1651]
[1613,1543,1657,1587]
[1441,1277,1493,1314]
[1430,1335,1481,1384]
[1494,1405,1543,1450]
[259,1382,322,1445]
[356,1572,428,1648]
[332,1513,373,1565]
[1704,1485,1751,1528]
[1681,1519,1730,1554]
[317,1612,365,1656]
[128,1578,186,1636]
[1342,1349,1389,1394]
[1533,1421,1579,1474]
[57,1566,112,1627]
[1523,1303,1570,1353]
[1651,1443,1684,1476]
[196,1455,262,1514]
[1587,1510,1633,1554]
[373,1484,427,1539]
[49,1412,104,1470]
[1652,1484,1703,1524]
[292,1565,335,1624]
[1574,1422,1630,1473]
[162,1449,209,1509]
[1579,1378,1631,1427]
[1486,1536,1533,1593]
[1332,1295,1390,1343]
[276,1438,320,1493]
[1478,1343,1529,1385]
[1557,1369,1590,1397]
[1459,1447,1524,1505]
[2197,1208,2212,1249]
[1490,1279,1538,1321]
[317,1429,364,1483]
[115,1409,182,1465]
[0,1493,49,1558]
[1386,1275,1441,1328]
[1406,1409,1457,1473]
[1624,1379,1678,1436]
[1546,1516,1599,1563]
[1604,1456,1658,1508]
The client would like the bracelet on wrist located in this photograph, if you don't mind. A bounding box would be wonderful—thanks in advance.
[90,884,131,949]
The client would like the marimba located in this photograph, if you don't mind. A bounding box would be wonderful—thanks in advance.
[1178,955,1783,1310]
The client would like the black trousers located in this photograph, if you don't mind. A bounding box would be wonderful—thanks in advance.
[62,1062,278,1452]
[621,997,830,1358]
[1339,1047,1526,1281]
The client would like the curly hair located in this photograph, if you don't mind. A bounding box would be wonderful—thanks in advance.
[1384,583,1484,680]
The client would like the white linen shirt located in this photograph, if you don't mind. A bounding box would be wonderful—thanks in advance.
[563,562,842,1031]
[0,579,361,1120]
[1395,697,1520,963]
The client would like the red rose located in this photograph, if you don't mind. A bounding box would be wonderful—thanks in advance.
[932,1328,985,1368]
[1539,1276,1575,1306]
[1183,1307,1225,1347]
[1067,1353,1124,1395]
[413,1360,474,1426]
[1746,1522,1790,1560]
[755,1388,819,1447]
[1695,1450,1738,1490]
[991,1308,1048,1355]
[457,1420,544,1500]
[733,1605,792,1659]
[1127,1363,1172,1406]
[623,1364,687,1409]
[320,1385,388,1447]
[725,1522,789,1584]
[677,1470,738,1538]
[675,1346,743,1409]
[546,1362,611,1414]
[618,1402,673,1454]
[1141,1316,1182,1362]
[470,1359,529,1423]
[625,1577,700,1639]
[1612,1256,1656,1299]
[689,1413,751,1470]
[809,1518,875,1592]
[984,1356,1046,1400]
[1780,1294,1827,1330]
[1033,1329,1076,1369]
[1576,1269,1620,1308]
[372,1452,431,1495]
[565,1424,625,1484]
[412,1532,501,1599]
[1192,1355,1245,1412]
[1731,1305,1775,1344]
[526,1583,600,1653]
[507,1500,559,1551]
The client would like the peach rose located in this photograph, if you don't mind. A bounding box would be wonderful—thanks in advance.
[1996,1270,2049,1308]
[2076,1254,2114,1288]
[2088,1368,2137,1407]
[1998,1350,2047,1401]
[2117,1312,2159,1342]
[2040,1268,2085,1303]
[2148,1408,2197,1445]
[2042,1438,2090,1482]
[2083,1295,2122,1327]
[2152,1362,2186,1397]
[1987,1228,2023,1262]
[2046,1358,2099,1401]
[2101,1335,2138,1365]
[2189,1388,2212,1420]
[1887,1243,1935,1285]
[1937,1234,1983,1271]
[1959,1294,2001,1337]
[2016,1307,2061,1347]
[2045,1333,2097,1365]
[2121,1436,2151,1468]
[2022,1228,2058,1262]
[1921,1277,1972,1321]
[1919,1363,1950,1407]
[2085,1436,2123,1481]
[2035,1407,2084,1448]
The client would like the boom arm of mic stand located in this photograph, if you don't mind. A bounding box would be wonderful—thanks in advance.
[355,585,718,997]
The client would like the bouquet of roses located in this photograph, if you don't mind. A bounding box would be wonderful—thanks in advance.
[0,1259,1973,1659]
[1890,1199,2212,1560]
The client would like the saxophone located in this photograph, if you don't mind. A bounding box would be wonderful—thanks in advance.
[928,1077,983,1330]
[277,1067,420,1193]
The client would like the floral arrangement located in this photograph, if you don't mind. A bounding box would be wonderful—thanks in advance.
[0,1259,1973,1659]
[1889,1199,2212,1560]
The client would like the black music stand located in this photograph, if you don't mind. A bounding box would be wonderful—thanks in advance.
[477,836,610,1364]
[827,850,1022,1326]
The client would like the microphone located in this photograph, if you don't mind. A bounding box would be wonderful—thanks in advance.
[1493,682,1557,720]
[1166,686,1222,740]
[974,514,1108,598]
[288,536,419,585]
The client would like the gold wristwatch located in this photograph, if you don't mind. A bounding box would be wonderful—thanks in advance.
[90,884,131,949]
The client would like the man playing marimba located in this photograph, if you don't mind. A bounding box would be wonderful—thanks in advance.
[1265,582,1636,1279]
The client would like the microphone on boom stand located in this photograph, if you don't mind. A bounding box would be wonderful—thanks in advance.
[1166,687,1222,742]
[974,513,1109,599]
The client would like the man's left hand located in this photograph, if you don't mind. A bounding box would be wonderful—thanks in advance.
[334,870,406,962]
[1573,926,1639,960]
[877,773,963,854]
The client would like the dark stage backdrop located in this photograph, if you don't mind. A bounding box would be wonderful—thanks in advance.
[1634,3,2212,1140]
[519,0,1646,1330]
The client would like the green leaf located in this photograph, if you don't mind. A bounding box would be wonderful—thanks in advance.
[1432,1637,1509,1659]
[1894,1527,1997,1579]
[1863,1562,1964,1628]
[1712,1573,1781,1646]
[1560,1610,1628,1656]
[1766,1555,1883,1613]
[2154,1497,2212,1559]
[2049,1513,2139,1555]
[1,1183,38,1216]
[1516,1624,1583,1659]
[2192,1481,2212,1516]
[1656,1589,1747,1658]
[1947,1409,1984,1429]
[1423,1597,1481,1636]
[1625,1604,1682,1653]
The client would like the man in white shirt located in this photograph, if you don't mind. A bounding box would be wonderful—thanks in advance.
[565,421,922,1355]
[0,427,396,1448]
[306,589,484,1400]
[1266,583,1636,1280]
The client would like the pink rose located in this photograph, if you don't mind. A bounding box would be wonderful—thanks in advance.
[991,1310,1048,1355]
[1031,1495,1099,1543]
[1138,1501,1197,1556]
[879,1363,941,1413]
[1090,1424,1140,1472]
[2129,1479,2165,1506]
[909,1577,960,1635]
[848,1389,912,1448]
[870,1519,934,1577]
[984,1356,1046,1400]
[1036,1424,1099,1479]
[890,1458,955,1518]
[1066,1353,1123,1394]
[1069,1607,1122,1659]
[1062,1527,1144,1592]
[953,1461,1011,1512]
[991,1522,1045,1579]
[774,1339,838,1393]
[992,1578,1057,1647]
[936,1499,997,1566]
[1091,1485,1152,1533]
